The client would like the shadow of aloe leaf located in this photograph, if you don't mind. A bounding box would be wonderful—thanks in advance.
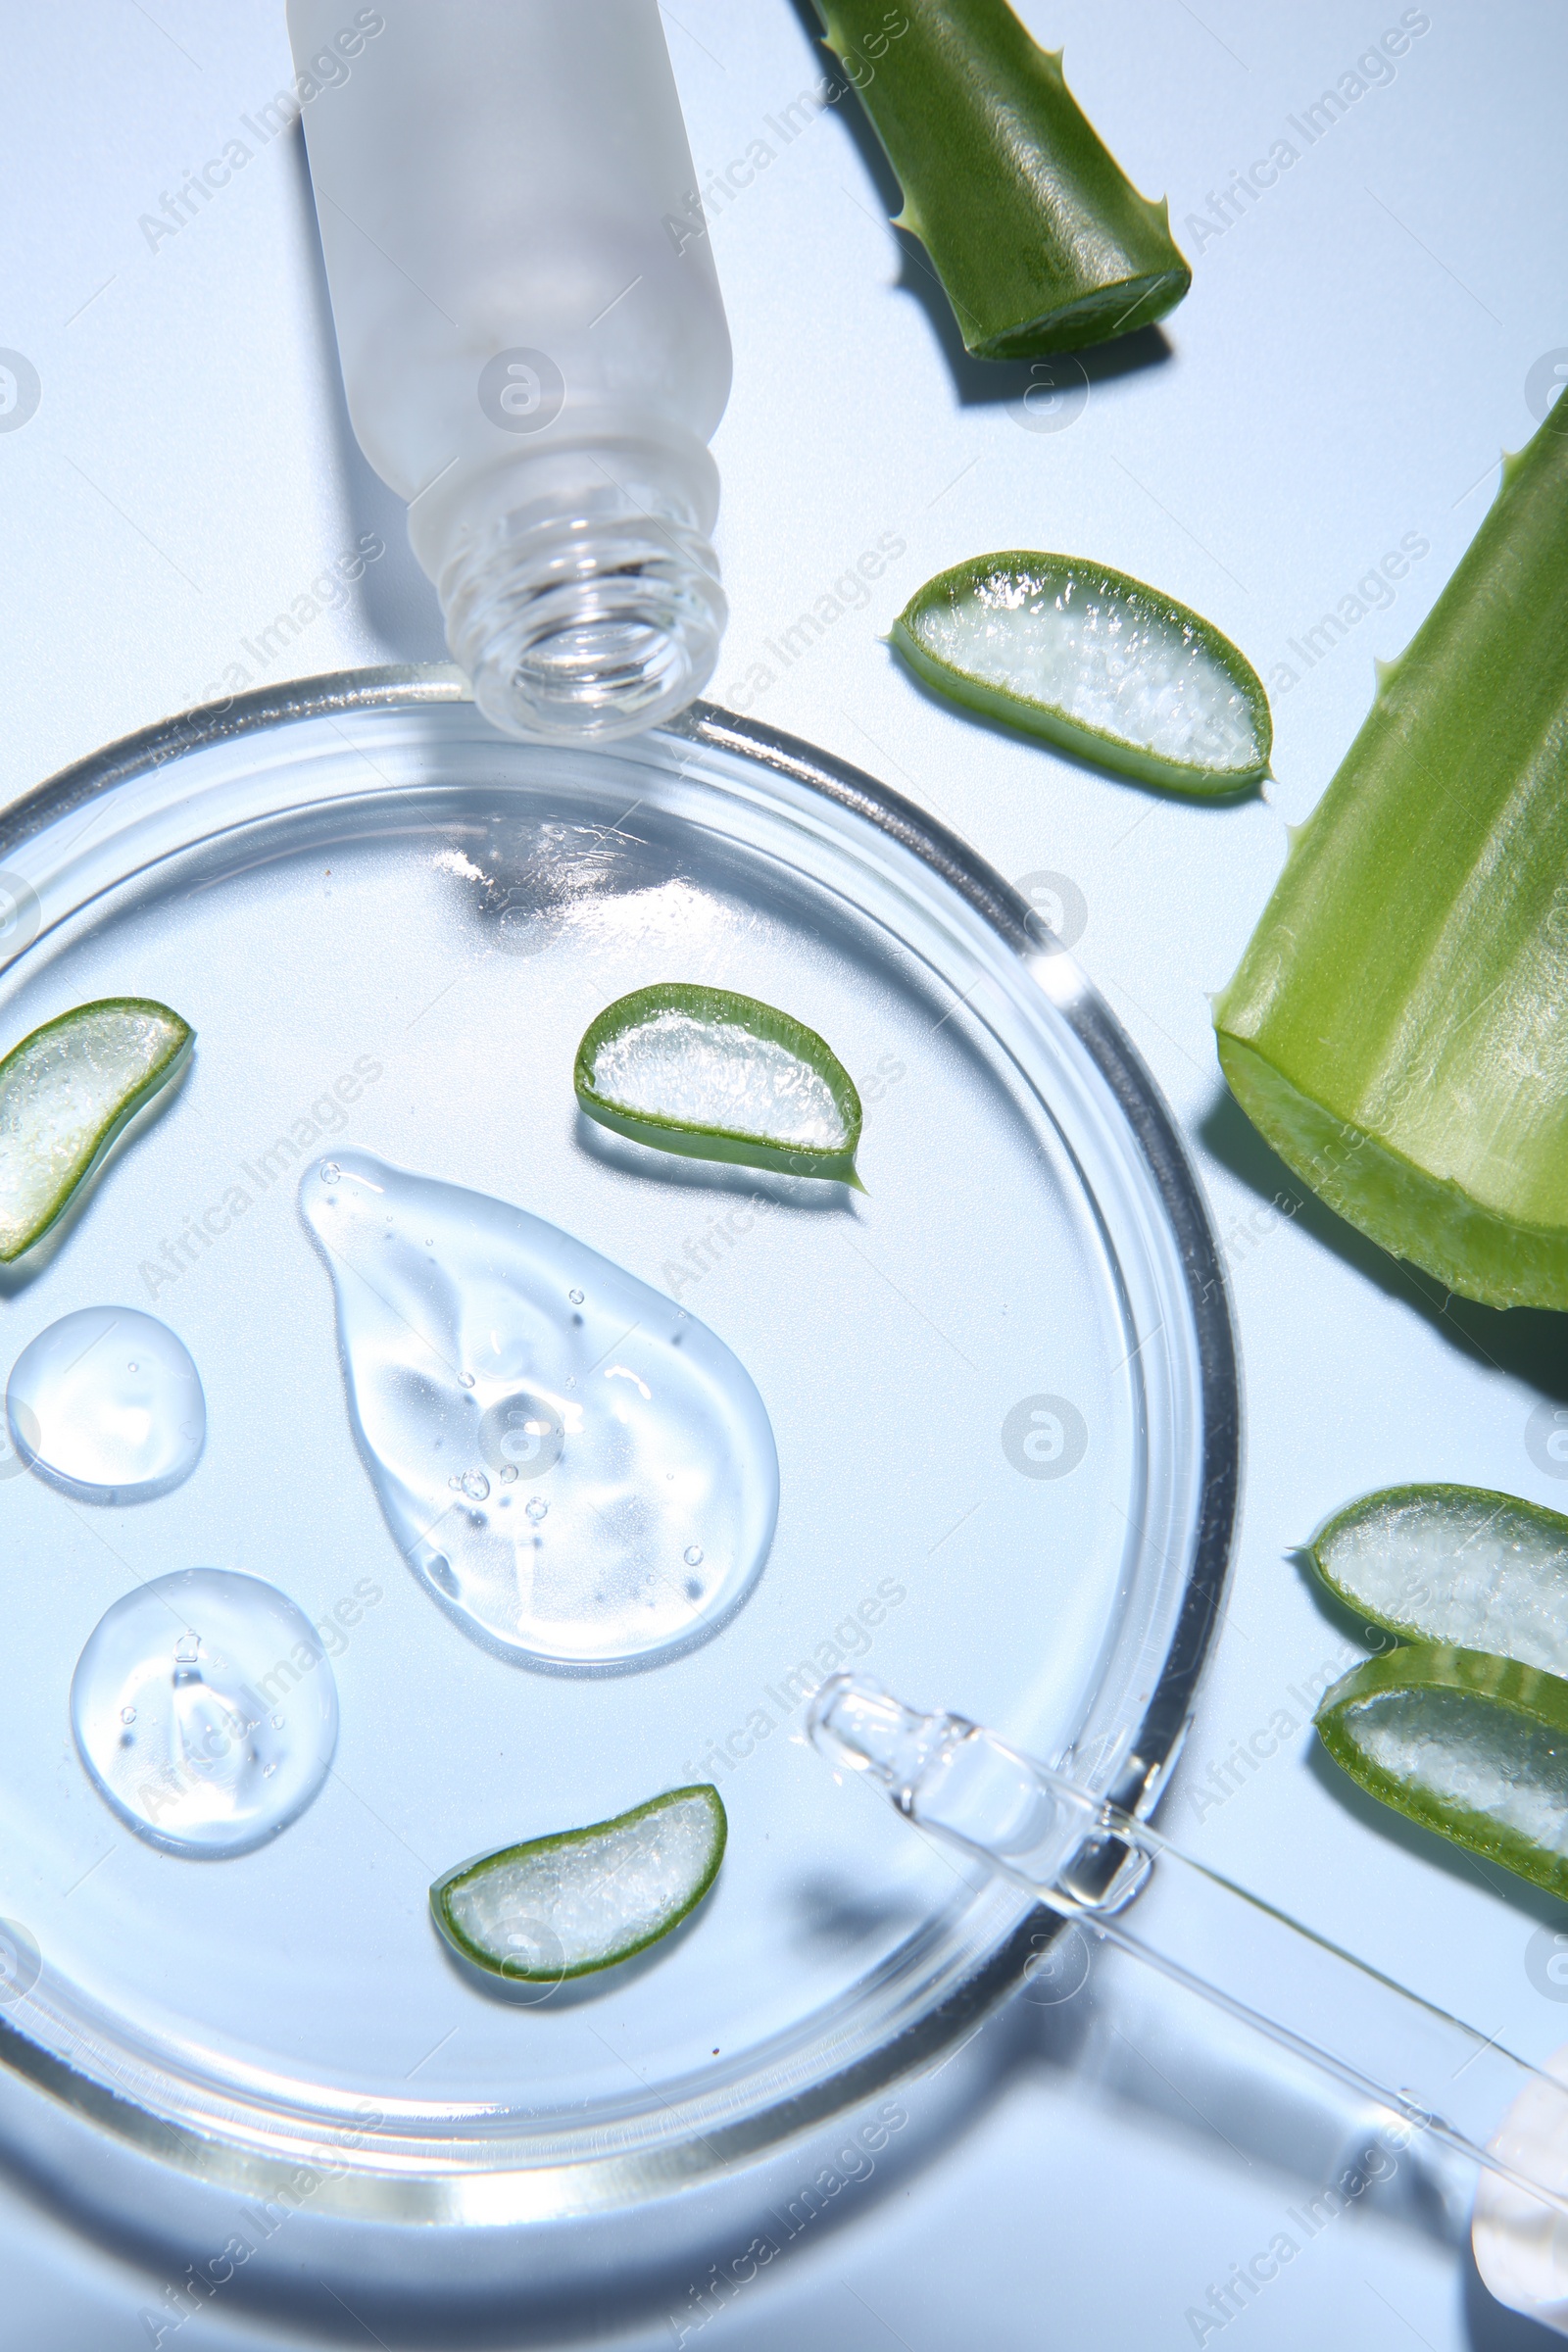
[1199,1084,1568,1406]
[1304,1736,1568,1932]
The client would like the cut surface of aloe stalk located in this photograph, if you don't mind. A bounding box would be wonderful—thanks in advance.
[1316,1646,1568,1896]
[893,554,1269,793]
[811,0,1189,357]
[1215,401,1568,1308]
[0,999,193,1261]
[1311,1485,1568,1676]
[430,1786,726,1981]
[575,982,863,1185]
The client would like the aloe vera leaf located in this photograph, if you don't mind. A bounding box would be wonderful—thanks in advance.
[575,982,864,1186]
[1310,1485,1568,1675]
[1315,1646,1568,1897]
[893,553,1270,794]
[0,1000,193,1262]
[1214,403,1568,1309]
[430,1786,726,1981]
[810,0,1189,358]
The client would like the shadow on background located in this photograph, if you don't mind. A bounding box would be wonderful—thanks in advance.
[1200,1086,1568,1406]
[282,126,449,665]
[783,0,1173,408]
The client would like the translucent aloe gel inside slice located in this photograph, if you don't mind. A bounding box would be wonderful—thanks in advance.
[1315,1489,1568,1673]
[590,1010,850,1152]
[904,564,1265,778]
[440,1789,722,1976]
[0,1001,191,1259]
[1344,1686,1568,1864]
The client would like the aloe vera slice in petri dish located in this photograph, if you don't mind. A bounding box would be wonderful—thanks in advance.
[430,1786,727,1982]
[0,999,193,1261]
[892,553,1271,794]
[1311,1485,1568,1675]
[575,982,864,1186]
[1316,1646,1568,1896]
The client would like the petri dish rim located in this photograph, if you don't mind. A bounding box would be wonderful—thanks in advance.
[0,666,1239,2223]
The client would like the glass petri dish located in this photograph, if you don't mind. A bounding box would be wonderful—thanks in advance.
[0,668,1237,2225]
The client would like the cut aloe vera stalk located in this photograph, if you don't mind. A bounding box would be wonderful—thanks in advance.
[1215,399,1568,1308]
[0,999,193,1261]
[810,0,1189,357]
[893,554,1270,793]
[430,1786,726,1981]
[575,982,863,1186]
[1311,1485,1568,1676]
[1316,1646,1568,1897]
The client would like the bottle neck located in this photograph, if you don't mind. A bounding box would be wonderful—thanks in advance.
[411,430,726,744]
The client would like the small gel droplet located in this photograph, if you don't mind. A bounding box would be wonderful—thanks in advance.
[459,1373,475,1390]
[569,1289,584,1304]
[526,1495,547,1523]
[499,1463,517,1485]
[684,1545,704,1567]
[321,1162,340,1184]
[8,1307,206,1503]
[464,1471,490,1501]
[72,1568,338,1857]
[270,1714,285,1730]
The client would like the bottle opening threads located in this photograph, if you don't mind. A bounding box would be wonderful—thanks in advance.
[443,505,727,744]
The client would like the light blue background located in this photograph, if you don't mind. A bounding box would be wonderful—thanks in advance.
[1,3,1564,2344]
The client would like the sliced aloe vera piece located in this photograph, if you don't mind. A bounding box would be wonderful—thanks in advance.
[0,999,193,1261]
[810,0,1189,358]
[430,1786,726,1981]
[1316,1646,1568,1896]
[893,554,1270,794]
[575,982,863,1186]
[1311,1485,1568,1675]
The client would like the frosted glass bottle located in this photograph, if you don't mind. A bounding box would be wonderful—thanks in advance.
[286,0,731,741]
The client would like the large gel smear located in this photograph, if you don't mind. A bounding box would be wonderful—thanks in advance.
[300,1152,779,1671]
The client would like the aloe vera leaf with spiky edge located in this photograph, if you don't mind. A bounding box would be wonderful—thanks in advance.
[1309,1484,1568,1675]
[0,999,193,1261]
[430,1786,726,1981]
[575,982,864,1187]
[893,552,1270,793]
[809,0,1189,358]
[1315,1645,1568,1897]
[1214,401,1568,1309]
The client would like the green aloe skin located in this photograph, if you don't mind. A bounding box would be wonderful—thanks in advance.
[892,552,1271,794]
[1315,1646,1568,1898]
[810,0,1189,357]
[1309,1484,1568,1674]
[0,999,193,1262]
[575,982,864,1187]
[430,1787,727,1982]
[1214,400,1568,1309]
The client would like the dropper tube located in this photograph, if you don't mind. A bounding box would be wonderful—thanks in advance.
[808,1673,1568,2250]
